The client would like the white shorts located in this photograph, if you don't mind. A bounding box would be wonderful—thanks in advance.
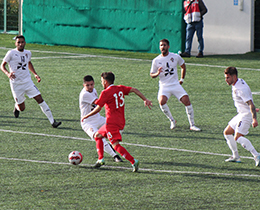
[158,84,188,101]
[81,115,106,139]
[10,80,41,104]
[228,113,252,135]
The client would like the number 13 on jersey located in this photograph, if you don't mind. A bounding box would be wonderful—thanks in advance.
[113,91,125,109]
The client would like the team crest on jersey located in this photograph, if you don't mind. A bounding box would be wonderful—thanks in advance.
[25,54,28,58]
[21,56,25,62]
[170,57,174,62]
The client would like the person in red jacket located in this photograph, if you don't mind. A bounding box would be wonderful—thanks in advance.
[81,72,152,172]
[180,0,207,58]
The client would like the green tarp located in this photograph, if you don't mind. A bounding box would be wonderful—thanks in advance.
[23,0,184,53]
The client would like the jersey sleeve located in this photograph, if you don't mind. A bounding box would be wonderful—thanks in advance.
[95,90,107,107]
[121,85,132,95]
[177,54,185,66]
[80,89,98,105]
[27,50,32,62]
[3,50,12,63]
[238,88,252,104]
[150,59,158,74]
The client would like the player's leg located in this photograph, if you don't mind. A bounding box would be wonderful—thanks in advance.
[94,132,105,160]
[108,129,139,172]
[234,113,260,166]
[223,125,240,162]
[33,94,61,128]
[179,94,200,131]
[158,89,176,129]
[25,81,61,127]
[112,141,134,164]
[112,141,139,172]
[93,125,107,167]
[10,82,26,118]
[236,134,260,166]
[96,118,123,162]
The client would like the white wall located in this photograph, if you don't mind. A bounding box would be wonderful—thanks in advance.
[191,0,254,55]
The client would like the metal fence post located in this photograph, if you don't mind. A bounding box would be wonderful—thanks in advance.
[4,0,7,33]
[18,0,23,34]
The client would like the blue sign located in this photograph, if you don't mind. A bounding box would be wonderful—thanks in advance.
[234,0,238,5]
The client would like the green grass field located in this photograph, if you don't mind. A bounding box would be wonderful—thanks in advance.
[1,34,260,209]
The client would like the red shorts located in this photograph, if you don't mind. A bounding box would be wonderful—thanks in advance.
[98,124,123,145]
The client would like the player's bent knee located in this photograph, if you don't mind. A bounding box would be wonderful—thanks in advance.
[94,132,103,139]
[112,141,120,148]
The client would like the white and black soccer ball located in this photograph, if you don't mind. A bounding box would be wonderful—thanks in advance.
[68,151,83,165]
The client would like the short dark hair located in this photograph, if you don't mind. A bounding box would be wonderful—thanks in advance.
[160,38,169,46]
[101,72,115,84]
[83,75,94,83]
[15,35,25,41]
[224,67,238,76]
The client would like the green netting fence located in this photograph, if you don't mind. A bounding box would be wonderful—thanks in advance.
[22,0,184,53]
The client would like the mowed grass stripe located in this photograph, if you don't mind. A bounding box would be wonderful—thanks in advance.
[0,156,259,178]
[0,129,254,160]
[1,47,260,71]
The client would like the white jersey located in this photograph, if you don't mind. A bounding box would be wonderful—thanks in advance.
[79,87,101,123]
[150,52,185,87]
[232,78,252,114]
[3,48,32,84]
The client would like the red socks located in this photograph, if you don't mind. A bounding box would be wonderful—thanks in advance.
[94,136,104,160]
[95,137,134,164]
[114,144,134,164]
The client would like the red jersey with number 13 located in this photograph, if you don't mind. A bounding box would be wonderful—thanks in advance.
[95,85,132,130]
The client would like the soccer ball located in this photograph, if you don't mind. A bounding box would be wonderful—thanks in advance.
[68,151,83,165]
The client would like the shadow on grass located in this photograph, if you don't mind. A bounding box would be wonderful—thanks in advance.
[0,115,82,130]
[144,160,260,174]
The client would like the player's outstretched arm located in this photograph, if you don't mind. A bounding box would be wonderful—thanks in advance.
[130,87,152,109]
[81,105,102,122]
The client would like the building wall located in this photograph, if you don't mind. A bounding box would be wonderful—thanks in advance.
[191,0,254,55]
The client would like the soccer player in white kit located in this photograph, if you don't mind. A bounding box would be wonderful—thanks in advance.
[224,67,260,166]
[0,35,61,128]
[79,75,123,162]
[150,39,201,131]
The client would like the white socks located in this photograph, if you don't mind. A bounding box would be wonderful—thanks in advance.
[160,104,196,127]
[185,105,195,127]
[15,103,21,111]
[225,134,259,158]
[224,135,239,158]
[39,101,54,124]
[159,104,175,122]
[102,138,117,157]
[237,136,259,157]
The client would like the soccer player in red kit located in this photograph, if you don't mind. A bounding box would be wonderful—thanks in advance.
[81,72,152,172]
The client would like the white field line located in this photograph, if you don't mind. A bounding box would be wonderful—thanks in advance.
[0,156,260,178]
[1,47,260,71]
[0,128,254,161]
